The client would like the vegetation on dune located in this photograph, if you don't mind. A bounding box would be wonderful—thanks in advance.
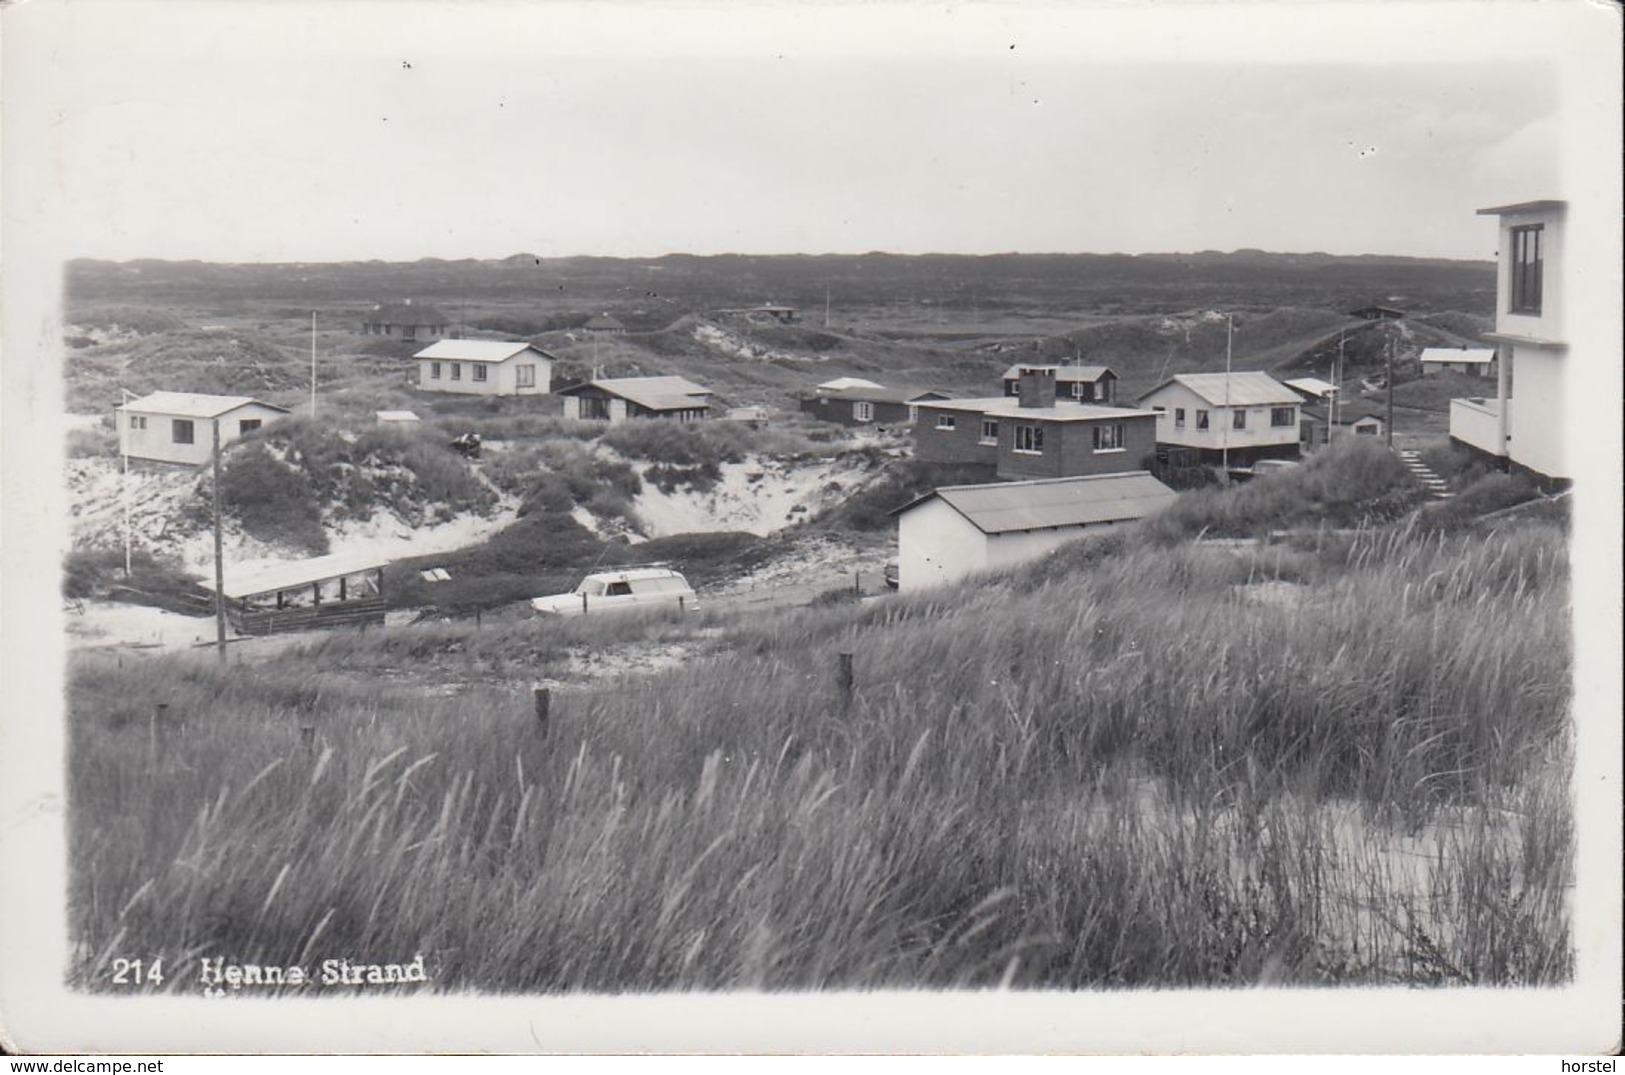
[63,548,211,615]
[68,505,1571,991]
[1142,438,1423,543]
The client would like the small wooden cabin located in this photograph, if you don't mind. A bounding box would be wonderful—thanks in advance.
[213,553,389,635]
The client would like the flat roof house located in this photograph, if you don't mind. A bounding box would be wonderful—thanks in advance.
[914,368,1158,481]
[1300,404,1384,450]
[1282,377,1338,403]
[557,376,713,423]
[1137,372,1303,465]
[1449,200,1568,483]
[361,300,448,341]
[116,391,290,467]
[889,471,1177,592]
[413,340,555,397]
[1000,364,1118,404]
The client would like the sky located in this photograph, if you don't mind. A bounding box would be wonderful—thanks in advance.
[0,1,1601,262]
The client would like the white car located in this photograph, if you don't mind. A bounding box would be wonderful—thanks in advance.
[531,566,699,617]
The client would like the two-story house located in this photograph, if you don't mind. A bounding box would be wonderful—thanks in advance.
[1448,200,1568,483]
[1136,372,1302,465]
[913,368,1159,481]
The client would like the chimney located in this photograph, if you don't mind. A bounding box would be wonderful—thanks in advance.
[1017,367,1054,409]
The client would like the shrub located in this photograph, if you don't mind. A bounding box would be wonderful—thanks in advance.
[218,443,329,554]
[63,548,212,614]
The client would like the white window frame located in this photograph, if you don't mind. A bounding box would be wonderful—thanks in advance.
[1012,424,1044,454]
[979,419,999,445]
[1270,406,1295,428]
[451,363,462,381]
[430,362,442,380]
[515,364,535,388]
[1232,409,1247,431]
[853,401,874,423]
[1174,407,1185,429]
[472,363,488,383]
[1092,423,1124,452]
[935,414,956,430]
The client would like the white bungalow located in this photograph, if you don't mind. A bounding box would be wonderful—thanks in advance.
[116,391,290,466]
[888,471,1177,592]
[413,340,555,397]
[1137,372,1302,465]
[1420,347,1498,378]
[1449,200,1568,482]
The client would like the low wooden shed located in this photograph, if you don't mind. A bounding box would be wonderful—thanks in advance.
[211,552,389,635]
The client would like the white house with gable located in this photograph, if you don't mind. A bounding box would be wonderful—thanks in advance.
[116,391,290,466]
[888,471,1177,592]
[1449,200,1568,483]
[1137,372,1302,465]
[413,340,554,396]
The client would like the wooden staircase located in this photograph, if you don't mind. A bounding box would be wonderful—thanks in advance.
[1397,449,1453,500]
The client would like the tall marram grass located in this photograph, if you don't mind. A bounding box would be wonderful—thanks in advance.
[68,515,1571,991]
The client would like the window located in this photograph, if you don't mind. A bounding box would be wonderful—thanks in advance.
[979,419,999,445]
[403,326,417,341]
[1071,382,1095,401]
[1196,410,1210,431]
[935,414,957,430]
[1355,423,1379,436]
[1174,407,1186,429]
[853,401,874,423]
[1510,224,1543,314]
[239,419,262,436]
[1232,409,1247,431]
[171,419,195,445]
[1099,379,1114,403]
[1013,424,1044,453]
[606,581,633,597]
[430,362,442,380]
[450,363,462,381]
[128,415,146,430]
[472,364,488,382]
[1092,423,1123,451]
[1270,407,1295,427]
[515,364,535,388]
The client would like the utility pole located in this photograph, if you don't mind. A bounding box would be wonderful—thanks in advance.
[1385,332,1395,448]
[1332,330,1345,447]
[1221,313,1233,481]
[824,284,831,329]
[119,388,136,578]
[212,419,227,662]
[310,312,317,418]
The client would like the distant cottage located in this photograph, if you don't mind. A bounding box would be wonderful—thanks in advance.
[557,376,713,423]
[1420,346,1498,378]
[800,385,950,428]
[116,391,290,466]
[999,364,1118,404]
[1348,305,1406,321]
[360,300,449,341]
[413,340,555,397]
[582,314,627,334]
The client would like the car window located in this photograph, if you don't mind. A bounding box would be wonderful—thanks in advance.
[606,581,633,597]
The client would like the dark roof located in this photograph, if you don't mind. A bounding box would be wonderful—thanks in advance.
[1000,364,1114,383]
[891,472,1177,534]
[1302,404,1383,425]
[365,302,448,326]
[558,376,712,411]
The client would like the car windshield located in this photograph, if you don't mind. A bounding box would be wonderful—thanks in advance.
[572,579,606,597]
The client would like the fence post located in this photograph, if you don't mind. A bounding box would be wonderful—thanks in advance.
[853,570,860,595]
[476,608,483,630]
[581,593,589,615]
[836,652,854,712]
[533,686,551,739]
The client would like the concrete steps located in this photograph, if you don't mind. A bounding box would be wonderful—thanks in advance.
[1397,449,1454,500]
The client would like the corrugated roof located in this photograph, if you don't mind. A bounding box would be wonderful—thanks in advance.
[1419,347,1496,366]
[1138,372,1300,407]
[917,396,1157,422]
[413,340,549,362]
[1000,364,1114,382]
[894,472,1177,534]
[118,391,290,419]
[562,376,713,411]
[209,551,390,599]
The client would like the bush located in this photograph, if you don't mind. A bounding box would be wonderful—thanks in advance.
[218,444,329,554]
[1417,471,1541,532]
[67,425,118,459]
[63,548,211,614]
[645,461,721,495]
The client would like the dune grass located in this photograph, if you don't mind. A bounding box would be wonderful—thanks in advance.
[67,504,1572,993]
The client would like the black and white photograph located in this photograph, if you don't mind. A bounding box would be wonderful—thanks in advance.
[1,0,1620,1057]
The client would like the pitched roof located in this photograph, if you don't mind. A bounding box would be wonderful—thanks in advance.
[812,386,919,404]
[916,396,1157,422]
[1000,364,1114,383]
[1418,347,1496,366]
[118,391,290,419]
[210,551,390,600]
[1138,372,1300,407]
[412,340,552,362]
[560,376,713,411]
[365,301,448,325]
[817,377,885,392]
[892,472,1177,534]
[1302,404,1383,425]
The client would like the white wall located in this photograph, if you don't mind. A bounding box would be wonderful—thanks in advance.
[416,352,552,396]
[1494,209,1565,345]
[118,402,287,466]
[1509,346,1567,479]
[897,498,986,592]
